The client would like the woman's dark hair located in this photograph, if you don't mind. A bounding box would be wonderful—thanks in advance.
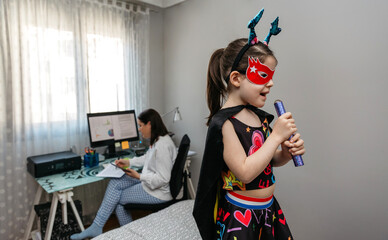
[138,109,169,146]
[206,38,277,125]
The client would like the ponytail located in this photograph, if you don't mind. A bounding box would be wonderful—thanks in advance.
[206,48,226,126]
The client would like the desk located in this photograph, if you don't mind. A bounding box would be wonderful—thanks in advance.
[185,150,196,199]
[24,155,130,240]
[24,150,195,239]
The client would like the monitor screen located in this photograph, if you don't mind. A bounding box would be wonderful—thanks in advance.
[87,110,139,158]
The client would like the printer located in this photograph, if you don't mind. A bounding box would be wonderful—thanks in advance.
[27,151,81,178]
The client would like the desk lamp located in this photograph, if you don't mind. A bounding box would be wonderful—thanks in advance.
[162,107,182,122]
[162,107,182,137]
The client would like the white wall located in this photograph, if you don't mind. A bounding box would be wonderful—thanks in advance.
[162,0,388,239]
[149,11,165,112]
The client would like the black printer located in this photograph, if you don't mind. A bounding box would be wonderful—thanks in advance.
[27,151,81,178]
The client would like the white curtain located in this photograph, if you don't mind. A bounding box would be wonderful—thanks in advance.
[0,0,149,238]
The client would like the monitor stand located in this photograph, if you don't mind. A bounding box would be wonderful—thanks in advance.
[104,143,132,159]
[104,144,118,159]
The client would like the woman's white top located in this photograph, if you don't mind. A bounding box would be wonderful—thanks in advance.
[130,135,177,201]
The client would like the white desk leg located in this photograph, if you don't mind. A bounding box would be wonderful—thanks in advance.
[62,202,68,224]
[58,190,68,225]
[59,189,85,231]
[187,176,196,199]
[184,158,196,199]
[58,189,85,230]
[67,193,85,231]
[24,186,43,240]
[44,193,59,240]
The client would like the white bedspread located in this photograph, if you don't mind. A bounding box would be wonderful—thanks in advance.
[93,200,201,240]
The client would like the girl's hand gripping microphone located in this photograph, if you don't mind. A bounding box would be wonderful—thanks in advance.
[274,100,304,167]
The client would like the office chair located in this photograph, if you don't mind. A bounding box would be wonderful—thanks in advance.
[124,134,191,212]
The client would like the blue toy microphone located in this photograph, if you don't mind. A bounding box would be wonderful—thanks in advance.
[274,100,304,167]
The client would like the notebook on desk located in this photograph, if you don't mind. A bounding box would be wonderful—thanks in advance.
[96,164,125,178]
[96,162,142,178]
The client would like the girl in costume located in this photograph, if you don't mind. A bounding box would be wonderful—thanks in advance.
[71,109,177,240]
[193,9,305,240]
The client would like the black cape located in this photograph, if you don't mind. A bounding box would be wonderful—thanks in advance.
[193,105,274,240]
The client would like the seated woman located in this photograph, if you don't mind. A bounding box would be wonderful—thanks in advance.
[71,109,177,240]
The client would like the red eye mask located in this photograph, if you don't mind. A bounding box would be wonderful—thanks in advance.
[246,57,275,85]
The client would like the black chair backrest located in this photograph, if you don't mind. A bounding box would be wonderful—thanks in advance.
[170,134,190,199]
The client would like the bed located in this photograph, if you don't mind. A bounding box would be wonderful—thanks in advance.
[93,200,201,240]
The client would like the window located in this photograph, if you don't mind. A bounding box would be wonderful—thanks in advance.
[26,26,78,123]
[25,28,132,125]
[87,34,126,113]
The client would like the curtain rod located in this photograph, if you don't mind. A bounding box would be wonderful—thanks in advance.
[88,0,157,14]
[114,0,161,12]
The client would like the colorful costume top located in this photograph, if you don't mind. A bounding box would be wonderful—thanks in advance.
[221,116,275,191]
[193,105,274,240]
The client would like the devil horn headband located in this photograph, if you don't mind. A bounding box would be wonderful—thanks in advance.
[247,9,264,45]
[226,8,281,82]
[247,8,281,46]
[264,17,281,45]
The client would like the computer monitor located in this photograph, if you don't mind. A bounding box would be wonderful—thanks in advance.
[87,110,139,158]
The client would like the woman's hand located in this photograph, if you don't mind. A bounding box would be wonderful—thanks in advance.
[124,168,140,179]
[271,112,297,143]
[115,158,130,168]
